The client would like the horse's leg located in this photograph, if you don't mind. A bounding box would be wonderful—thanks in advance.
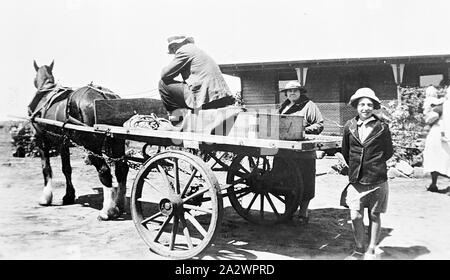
[38,145,53,206]
[112,140,129,214]
[87,153,120,220]
[60,143,75,205]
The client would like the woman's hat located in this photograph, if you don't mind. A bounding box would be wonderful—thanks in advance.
[167,35,194,54]
[349,87,381,109]
[279,81,307,93]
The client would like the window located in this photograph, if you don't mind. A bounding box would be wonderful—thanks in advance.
[420,74,443,87]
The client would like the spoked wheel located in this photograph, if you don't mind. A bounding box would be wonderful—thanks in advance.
[131,150,223,259]
[226,155,303,225]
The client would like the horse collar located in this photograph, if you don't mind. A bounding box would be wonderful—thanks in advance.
[38,82,56,92]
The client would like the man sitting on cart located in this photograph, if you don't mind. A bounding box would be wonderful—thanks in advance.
[158,35,235,123]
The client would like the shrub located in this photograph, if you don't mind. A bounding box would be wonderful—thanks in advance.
[9,121,41,157]
[383,86,428,167]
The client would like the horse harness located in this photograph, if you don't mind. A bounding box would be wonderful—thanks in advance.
[29,84,111,127]
[28,84,140,168]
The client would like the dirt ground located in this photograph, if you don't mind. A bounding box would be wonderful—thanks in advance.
[1,128,450,260]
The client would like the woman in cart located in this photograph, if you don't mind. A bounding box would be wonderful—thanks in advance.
[278,81,324,225]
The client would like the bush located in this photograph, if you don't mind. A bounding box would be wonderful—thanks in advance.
[383,87,429,167]
[8,121,59,157]
[9,122,38,157]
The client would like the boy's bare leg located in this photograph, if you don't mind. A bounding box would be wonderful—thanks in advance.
[350,209,365,251]
[367,208,372,244]
[367,212,381,254]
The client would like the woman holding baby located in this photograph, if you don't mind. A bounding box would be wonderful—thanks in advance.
[422,85,450,192]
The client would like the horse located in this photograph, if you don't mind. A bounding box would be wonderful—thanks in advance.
[29,60,129,220]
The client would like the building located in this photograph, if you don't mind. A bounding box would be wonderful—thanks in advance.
[219,54,450,135]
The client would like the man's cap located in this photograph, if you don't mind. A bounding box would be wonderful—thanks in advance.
[167,35,194,54]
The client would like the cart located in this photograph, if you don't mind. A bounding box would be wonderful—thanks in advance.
[31,98,341,259]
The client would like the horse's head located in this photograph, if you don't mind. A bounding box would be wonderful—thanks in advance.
[33,60,55,91]
[29,60,56,116]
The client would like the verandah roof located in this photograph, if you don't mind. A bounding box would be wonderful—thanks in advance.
[219,54,450,76]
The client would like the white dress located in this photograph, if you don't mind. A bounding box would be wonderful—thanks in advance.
[423,97,450,176]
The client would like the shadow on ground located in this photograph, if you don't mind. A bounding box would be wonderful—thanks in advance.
[76,187,131,221]
[204,206,428,260]
[73,192,430,260]
[378,246,430,260]
[436,186,450,194]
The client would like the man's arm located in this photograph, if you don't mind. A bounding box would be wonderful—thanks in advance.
[161,50,191,82]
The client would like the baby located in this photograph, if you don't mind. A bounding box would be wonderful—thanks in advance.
[423,86,447,141]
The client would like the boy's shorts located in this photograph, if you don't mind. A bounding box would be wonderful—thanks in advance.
[340,181,389,213]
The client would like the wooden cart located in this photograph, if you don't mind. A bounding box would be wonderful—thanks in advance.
[32,98,341,259]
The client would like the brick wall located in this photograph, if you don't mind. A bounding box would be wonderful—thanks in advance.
[315,103,352,135]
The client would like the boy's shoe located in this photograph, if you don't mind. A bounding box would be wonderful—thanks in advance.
[364,246,383,260]
[364,252,381,260]
[427,184,439,192]
[344,250,364,260]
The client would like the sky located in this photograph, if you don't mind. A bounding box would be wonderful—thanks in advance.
[1,0,450,120]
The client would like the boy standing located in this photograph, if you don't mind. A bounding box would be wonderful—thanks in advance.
[340,88,394,260]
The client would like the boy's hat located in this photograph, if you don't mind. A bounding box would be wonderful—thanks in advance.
[349,87,381,109]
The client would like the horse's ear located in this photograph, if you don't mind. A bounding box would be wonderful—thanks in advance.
[33,60,39,71]
[49,60,54,72]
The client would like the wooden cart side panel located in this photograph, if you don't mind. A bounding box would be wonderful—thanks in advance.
[32,117,341,156]
[93,124,341,153]
[94,98,168,126]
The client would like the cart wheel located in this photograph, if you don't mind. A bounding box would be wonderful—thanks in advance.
[226,155,303,225]
[131,150,223,259]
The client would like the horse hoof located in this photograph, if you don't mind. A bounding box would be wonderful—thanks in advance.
[62,195,75,205]
[97,214,110,221]
[38,200,52,206]
[38,194,53,206]
[97,207,120,221]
